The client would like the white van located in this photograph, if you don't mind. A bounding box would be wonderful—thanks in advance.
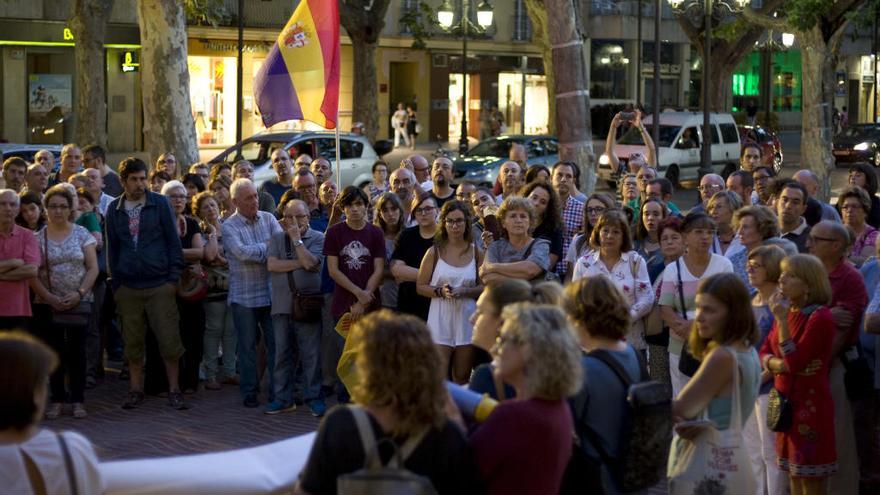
[598,112,741,187]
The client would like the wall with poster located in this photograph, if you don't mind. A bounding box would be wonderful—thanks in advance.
[28,73,72,144]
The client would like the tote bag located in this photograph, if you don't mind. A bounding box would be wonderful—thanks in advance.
[667,346,756,495]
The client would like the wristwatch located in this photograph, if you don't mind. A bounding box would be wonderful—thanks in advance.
[292,240,304,247]
[76,288,85,298]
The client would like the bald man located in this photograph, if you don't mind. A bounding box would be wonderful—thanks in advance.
[401,154,432,191]
[792,169,840,225]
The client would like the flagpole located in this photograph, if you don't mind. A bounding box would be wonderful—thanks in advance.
[335,111,341,190]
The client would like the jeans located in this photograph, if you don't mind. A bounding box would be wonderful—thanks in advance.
[203,300,237,381]
[272,314,323,406]
[231,303,274,401]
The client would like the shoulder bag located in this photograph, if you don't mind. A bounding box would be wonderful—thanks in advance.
[521,239,560,285]
[675,259,701,377]
[766,306,816,432]
[57,432,79,495]
[43,230,92,328]
[285,235,324,323]
[667,347,756,495]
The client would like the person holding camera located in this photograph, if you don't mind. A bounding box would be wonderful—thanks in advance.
[604,108,657,179]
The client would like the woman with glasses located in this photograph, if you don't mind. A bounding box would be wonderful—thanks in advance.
[29,185,98,419]
[155,153,178,178]
[760,254,838,495]
[480,196,550,284]
[730,205,780,289]
[391,193,438,321]
[847,163,880,228]
[572,209,654,354]
[658,212,734,396]
[373,192,405,309]
[563,192,615,283]
[417,201,482,384]
[707,190,744,257]
[364,160,389,201]
[521,181,564,270]
[836,186,878,267]
[620,173,639,204]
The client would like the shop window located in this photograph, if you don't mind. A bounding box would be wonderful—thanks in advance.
[720,123,739,143]
[591,41,630,100]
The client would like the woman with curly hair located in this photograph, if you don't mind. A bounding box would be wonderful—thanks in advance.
[480,196,550,284]
[520,180,564,269]
[295,310,478,495]
[730,204,780,288]
[468,304,583,495]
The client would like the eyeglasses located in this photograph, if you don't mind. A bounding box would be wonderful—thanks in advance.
[293,214,310,221]
[746,262,764,271]
[586,207,606,214]
[444,218,466,226]
[698,184,723,192]
[809,234,839,243]
[296,184,317,191]
[415,206,436,215]
[841,204,863,211]
[167,194,187,200]
[47,204,70,210]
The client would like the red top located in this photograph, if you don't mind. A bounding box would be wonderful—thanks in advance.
[470,398,573,495]
[0,224,40,317]
[829,260,867,346]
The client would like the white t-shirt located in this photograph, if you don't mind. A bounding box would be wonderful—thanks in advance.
[0,429,103,495]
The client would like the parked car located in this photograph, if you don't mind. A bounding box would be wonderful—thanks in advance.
[833,124,880,166]
[452,135,559,187]
[739,125,783,174]
[211,131,392,188]
[598,112,741,187]
[0,143,62,169]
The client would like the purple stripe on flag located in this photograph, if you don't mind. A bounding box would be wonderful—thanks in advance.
[254,43,303,127]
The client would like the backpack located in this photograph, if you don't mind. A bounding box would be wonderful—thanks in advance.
[577,349,672,493]
[337,406,438,495]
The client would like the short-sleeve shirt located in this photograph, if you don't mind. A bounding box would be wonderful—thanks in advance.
[485,237,551,272]
[0,224,41,317]
[298,406,480,495]
[267,229,325,315]
[36,225,97,303]
[323,222,385,318]
[658,254,733,355]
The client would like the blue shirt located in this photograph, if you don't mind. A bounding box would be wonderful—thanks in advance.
[221,210,283,307]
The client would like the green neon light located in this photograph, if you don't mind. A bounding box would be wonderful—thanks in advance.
[0,41,141,49]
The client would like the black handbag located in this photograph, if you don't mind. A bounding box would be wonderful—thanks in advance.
[674,259,700,377]
[285,235,323,323]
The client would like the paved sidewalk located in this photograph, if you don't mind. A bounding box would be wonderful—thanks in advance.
[45,369,322,461]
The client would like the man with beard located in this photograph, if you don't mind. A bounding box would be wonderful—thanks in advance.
[2,158,27,192]
[293,168,326,232]
[389,167,417,223]
[428,157,456,209]
[495,160,523,205]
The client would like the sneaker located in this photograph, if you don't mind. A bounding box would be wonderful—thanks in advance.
[204,379,221,391]
[121,391,145,410]
[243,395,259,408]
[72,403,87,419]
[308,400,327,417]
[45,402,63,420]
[168,391,189,410]
[264,401,297,415]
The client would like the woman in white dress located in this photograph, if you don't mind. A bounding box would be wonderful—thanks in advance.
[418,201,483,384]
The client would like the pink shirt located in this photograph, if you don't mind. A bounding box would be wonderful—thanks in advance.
[0,224,41,316]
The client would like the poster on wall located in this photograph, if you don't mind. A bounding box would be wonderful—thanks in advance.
[28,74,72,117]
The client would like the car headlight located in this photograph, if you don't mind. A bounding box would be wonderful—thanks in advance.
[598,154,610,165]
[854,141,871,151]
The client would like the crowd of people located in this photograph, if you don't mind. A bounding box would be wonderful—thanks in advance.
[0,122,878,494]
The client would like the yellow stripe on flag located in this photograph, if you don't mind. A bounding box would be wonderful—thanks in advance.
[277,0,329,127]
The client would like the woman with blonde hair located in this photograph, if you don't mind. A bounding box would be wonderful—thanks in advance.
[295,311,477,495]
[468,304,583,495]
[760,254,838,495]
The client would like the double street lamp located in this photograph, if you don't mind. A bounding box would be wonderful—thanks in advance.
[438,0,494,155]
[667,0,749,175]
[756,30,794,126]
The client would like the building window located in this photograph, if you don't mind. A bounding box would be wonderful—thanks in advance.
[591,40,630,100]
[512,0,531,42]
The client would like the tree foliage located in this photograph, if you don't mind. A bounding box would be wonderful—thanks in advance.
[184,0,230,27]
[399,1,439,49]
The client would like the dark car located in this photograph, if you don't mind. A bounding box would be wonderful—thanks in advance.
[452,135,558,187]
[739,125,783,174]
[0,144,62,170]
[833,124,880,166]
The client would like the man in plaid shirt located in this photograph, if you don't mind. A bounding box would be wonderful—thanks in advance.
[551,161,584,277]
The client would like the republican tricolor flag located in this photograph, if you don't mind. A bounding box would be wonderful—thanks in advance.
[254,0,340,129]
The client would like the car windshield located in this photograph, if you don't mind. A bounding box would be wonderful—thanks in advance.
[467,139,520,157]
[221,140,288,163]
[842,126,880,139]
[618,125,681,147]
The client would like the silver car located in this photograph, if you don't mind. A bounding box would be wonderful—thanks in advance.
[211,131,391,189]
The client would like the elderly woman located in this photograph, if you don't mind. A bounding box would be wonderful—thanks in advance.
[707,190,744,257]
[572,209,654,353]
[391,193,438,320]
[468,304,583,495]
[480,196,551,284]
[418,201,483,384]
[29,184,98,420]
[521,180,564,269]
[564,192,616,282]
[193,191,236,390]
[729,204,780,288]
[295,311,478,495]
[0,332,103,492]
[364,160,389,201]
[836,186,878,267]
[847,163,880,228]
[761,254,839,495]
[373,192,405,309]
[565,274,647,494]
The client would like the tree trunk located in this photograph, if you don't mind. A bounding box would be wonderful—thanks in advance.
[799,26,835,201]
[70,0,114,148]
[136,0,199,166]
[524,0,556,135]
[545,0,595,194]
[339,0,390,142]
[708,61,736,112]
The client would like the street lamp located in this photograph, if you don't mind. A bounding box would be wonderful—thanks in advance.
[756,30,793,126]
[437,0,494,155]
[667,0,749,175]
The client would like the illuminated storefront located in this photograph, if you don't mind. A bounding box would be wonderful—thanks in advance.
[731,50,803,113]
